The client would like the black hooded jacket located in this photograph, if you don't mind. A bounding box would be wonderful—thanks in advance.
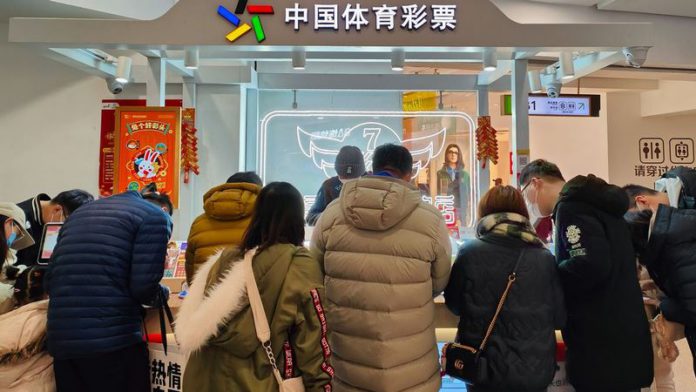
[553,175,653,392]
[643,205,696,326]
[662,166,696,209]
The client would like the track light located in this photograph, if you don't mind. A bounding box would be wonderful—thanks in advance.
[528,70,543,93]
[115,56,132,84]
[292,49,306,70]
[482,50,497,72]
[560,52,575,80]
[391,50,405,72]
[185,48,199,70]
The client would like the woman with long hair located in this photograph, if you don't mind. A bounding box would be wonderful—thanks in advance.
[444,186,565,392]
[437,143,471,225]
[176,182,332,392]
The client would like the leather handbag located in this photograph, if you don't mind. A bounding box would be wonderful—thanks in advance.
[441,249,525,385]
[245,249,306,392]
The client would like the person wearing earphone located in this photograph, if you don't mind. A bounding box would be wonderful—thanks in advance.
[15,190,93,267]
[0,202,35,315]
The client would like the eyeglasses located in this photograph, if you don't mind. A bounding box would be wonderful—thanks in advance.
[447,150,458,155]
[520,178,537,193]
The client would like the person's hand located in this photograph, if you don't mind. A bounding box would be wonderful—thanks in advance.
[643,297,661,307]
[653,313,684,362]
[640,279,658,292]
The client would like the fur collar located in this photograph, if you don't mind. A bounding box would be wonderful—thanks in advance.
[174,250,248,354]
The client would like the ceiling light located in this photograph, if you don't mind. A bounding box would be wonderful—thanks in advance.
[185,48,199,70]
[560,52,575,80]
[115,56,132,84]
[528,70,543,93]
[391,50,405,72]
[292,49,306,70]
[482,50,497,72]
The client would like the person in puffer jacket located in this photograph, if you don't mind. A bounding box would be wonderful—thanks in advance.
[46,191,172,392]
[0,266,53,392]
[626,206,696,377]
[176,182,333,392]
[185,172,262,284]
[445,185,565,392]
[312,143,452,392]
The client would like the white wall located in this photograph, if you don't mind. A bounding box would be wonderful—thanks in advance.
[490,91,609,182]
[0,23,243,240]
[607,91,696,187]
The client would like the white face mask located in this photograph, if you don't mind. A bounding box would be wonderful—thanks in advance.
[524,180,550,226]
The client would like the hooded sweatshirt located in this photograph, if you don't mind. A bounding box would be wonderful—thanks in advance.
[312,176,452,392]
[553,175,653,392]
[185,183,260,283]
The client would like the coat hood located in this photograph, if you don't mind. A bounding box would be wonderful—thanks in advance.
[340,176,421,231]
[203,183,260,221]
[557,175,629,218]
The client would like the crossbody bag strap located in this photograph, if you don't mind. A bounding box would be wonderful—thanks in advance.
[244,248,286,386]
[478,248,525,352]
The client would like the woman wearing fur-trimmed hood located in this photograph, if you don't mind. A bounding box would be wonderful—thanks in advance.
[175,182,333,392]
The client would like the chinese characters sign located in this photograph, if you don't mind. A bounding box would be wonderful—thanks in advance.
[114,107,182,208]
[285,3,457,32]
[149,343,185,392]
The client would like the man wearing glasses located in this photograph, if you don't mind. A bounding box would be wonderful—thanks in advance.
[519,159,652,392]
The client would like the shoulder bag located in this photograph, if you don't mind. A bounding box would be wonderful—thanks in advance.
[245,249,306,392]
[441,249,525,385]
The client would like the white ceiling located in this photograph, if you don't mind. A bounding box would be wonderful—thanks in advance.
[528,0,696,18]
[0,0,114,22]
[0,0,176,22]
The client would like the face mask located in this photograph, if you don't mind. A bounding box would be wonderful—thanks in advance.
[6,232,17,247]
[524,181,549,226]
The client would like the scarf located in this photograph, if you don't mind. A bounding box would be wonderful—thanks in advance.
[476,212,545,247]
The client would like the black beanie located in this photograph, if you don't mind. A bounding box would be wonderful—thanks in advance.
[335,146,365,179]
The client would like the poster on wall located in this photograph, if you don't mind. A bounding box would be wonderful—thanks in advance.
[99,100,182,197]
[113,107,182,207]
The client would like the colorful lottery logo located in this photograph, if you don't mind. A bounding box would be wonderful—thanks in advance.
[218,0,274,43]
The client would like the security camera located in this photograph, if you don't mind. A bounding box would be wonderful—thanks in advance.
[623,46,650,69]
[106,77,124,95]
[545,80,562,98]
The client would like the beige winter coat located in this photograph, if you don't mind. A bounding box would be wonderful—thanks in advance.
[312,176,452,392]
[0,300,54,392]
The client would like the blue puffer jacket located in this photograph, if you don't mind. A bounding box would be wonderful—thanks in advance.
[46,191,172,360]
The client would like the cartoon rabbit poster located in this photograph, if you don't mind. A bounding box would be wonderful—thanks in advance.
[113,107,182,208]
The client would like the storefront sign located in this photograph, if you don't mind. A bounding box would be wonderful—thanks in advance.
[113,107,182,207]
[633,137,696,178]
[99,100,182,198]
[502,95,601,117]
[403,91,438,112]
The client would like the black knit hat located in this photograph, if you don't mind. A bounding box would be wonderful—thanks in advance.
[335,146,365,179]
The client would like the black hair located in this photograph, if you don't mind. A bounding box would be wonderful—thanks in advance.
[0,214,8,263]
[622,184,659,209]
[52,190,94,215]
[519,159,565,188]
[372,144,413,177]
[141,183,159,195]
[142,193,174,216]
[13,266,46,305]
[227,171,263,186]
[624,209,653,259]
[444,144,465,170]
[239,182,305,255]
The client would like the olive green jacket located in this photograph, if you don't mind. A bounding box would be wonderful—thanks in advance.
[175,244,333,392]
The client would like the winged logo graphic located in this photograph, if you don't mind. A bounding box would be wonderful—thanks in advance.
[297,121,447,179]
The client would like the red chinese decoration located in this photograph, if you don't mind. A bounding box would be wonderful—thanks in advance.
[476,116,499,169]
[181,109,200,184]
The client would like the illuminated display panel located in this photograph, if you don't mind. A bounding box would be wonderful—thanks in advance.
[258,110,477,230]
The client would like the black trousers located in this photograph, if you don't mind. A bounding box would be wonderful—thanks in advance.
[687,325,696,376]
[54,342,149,392]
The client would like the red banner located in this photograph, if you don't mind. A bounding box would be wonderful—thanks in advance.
[99,100,182,198]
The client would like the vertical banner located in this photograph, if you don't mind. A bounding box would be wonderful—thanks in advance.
[99,100,182,197]
[113,107,182,208]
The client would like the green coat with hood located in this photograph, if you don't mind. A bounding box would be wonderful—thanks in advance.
[185,182,259,284]
[175,244,333,392]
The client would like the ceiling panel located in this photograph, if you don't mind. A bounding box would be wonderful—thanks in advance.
[598,0,696,18]
[527,0,598,6]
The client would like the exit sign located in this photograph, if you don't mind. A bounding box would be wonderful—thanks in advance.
[502,94,601,117]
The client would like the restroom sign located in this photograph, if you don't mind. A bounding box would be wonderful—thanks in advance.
[639,138,665,164]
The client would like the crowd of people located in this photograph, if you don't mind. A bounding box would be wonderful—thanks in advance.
[0,143,695,392]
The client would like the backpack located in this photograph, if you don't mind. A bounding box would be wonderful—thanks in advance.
[661,167,696,209]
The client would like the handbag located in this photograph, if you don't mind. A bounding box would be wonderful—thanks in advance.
[244,249,306,392]
[441,249,525,385]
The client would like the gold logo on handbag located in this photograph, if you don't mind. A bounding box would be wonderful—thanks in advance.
[454,359,465,370]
